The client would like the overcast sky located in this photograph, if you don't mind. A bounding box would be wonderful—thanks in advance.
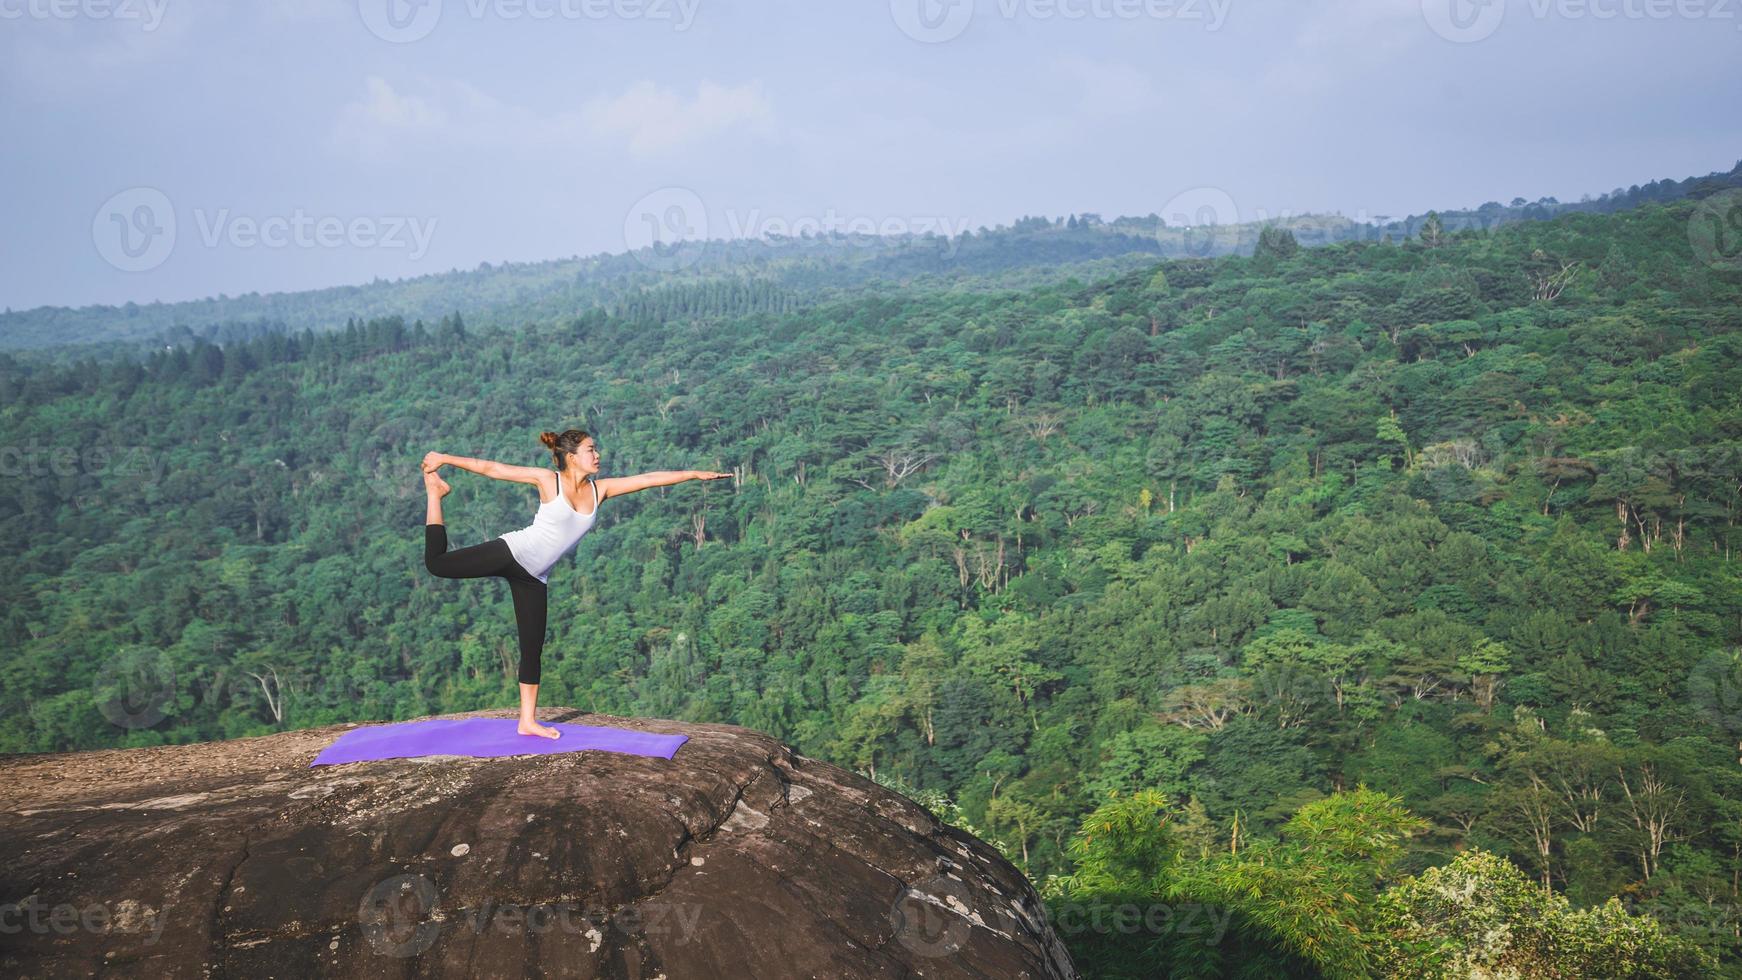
[1,0,1737,310]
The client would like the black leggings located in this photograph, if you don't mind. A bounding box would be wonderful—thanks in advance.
[424,523,548,685]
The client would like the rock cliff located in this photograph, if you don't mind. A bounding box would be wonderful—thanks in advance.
[1,708,1078,979]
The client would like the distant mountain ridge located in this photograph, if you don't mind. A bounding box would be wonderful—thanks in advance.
[4,159,1737,357]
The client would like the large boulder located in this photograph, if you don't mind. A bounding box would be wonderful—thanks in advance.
[0,708,1078,978]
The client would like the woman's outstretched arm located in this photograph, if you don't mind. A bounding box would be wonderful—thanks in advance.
[423,452,546,485]
[596,470,731,499]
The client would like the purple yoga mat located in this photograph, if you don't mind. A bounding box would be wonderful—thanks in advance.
[309,717,689,767]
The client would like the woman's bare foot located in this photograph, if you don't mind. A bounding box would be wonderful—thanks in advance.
[424,469,451,497]
[518,719,562,739]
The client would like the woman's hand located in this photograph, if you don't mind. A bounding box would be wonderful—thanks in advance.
[422,452,447,474]
[694,471,733,481]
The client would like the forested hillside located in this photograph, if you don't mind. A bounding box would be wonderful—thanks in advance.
[4,186,1742,975]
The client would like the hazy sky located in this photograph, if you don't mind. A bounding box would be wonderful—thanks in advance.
[1,0,1737,310]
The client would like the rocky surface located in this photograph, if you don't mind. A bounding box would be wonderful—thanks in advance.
[0,708,1078,978]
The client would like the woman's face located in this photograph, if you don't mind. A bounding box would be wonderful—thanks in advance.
[578,440,601,473]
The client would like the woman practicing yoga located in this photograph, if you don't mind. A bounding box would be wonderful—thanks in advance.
[421,429,731,738]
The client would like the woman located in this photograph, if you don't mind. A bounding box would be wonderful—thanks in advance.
[421,429,731,739]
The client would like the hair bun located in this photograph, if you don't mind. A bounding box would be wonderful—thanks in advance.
[539,431,557,448]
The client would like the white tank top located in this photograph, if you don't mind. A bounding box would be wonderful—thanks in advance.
[500,471,601,584]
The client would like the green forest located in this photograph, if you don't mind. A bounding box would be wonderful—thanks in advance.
[4,172,1742,976]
